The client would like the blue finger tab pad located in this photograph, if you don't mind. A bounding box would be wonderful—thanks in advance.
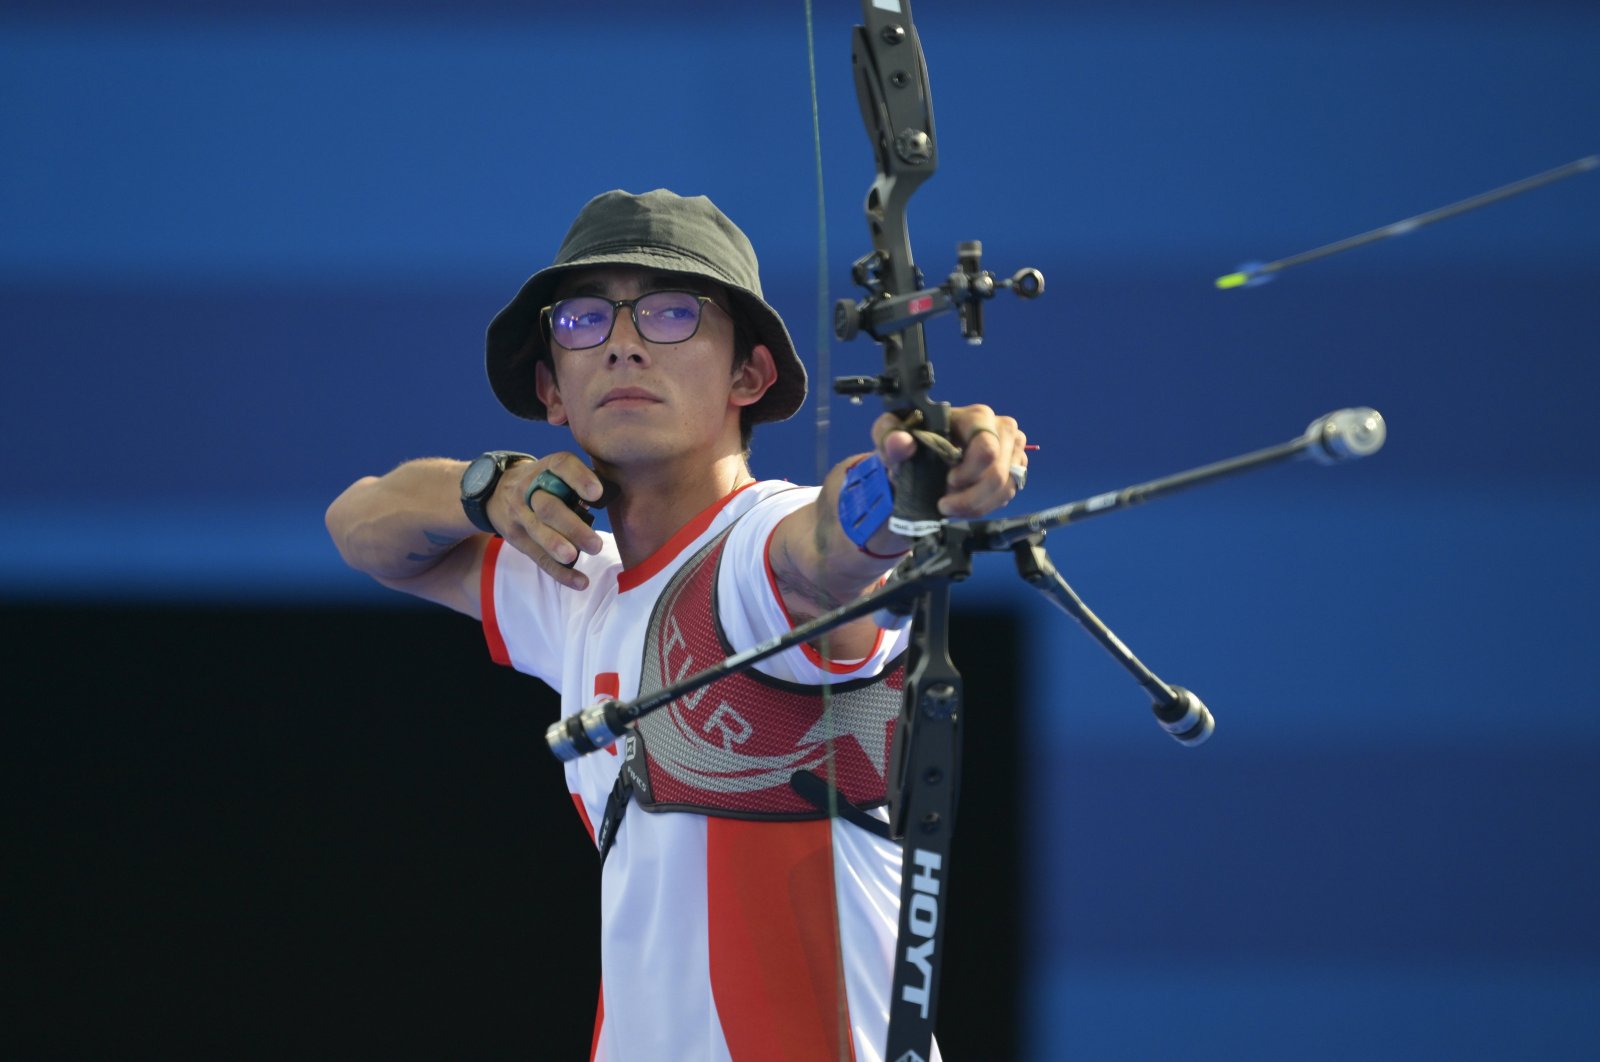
[839,454,894,549]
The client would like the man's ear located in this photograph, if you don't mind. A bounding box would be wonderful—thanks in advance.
[535,359,568,426]
[730,344,778,410]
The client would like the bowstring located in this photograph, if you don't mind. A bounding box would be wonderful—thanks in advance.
[800,0,838,818]
[804,3,851,1058]
[802,0,835,812]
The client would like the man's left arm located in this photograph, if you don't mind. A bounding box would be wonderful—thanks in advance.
[769,404,1029,660]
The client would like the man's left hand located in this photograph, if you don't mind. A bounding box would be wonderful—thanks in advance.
[872,404,1029,519]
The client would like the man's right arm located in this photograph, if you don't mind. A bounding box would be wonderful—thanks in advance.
[324,454,606,619]
[325,458,489,618]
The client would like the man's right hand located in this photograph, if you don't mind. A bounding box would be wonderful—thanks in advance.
[488,453,607,591]
[327,451,608,618]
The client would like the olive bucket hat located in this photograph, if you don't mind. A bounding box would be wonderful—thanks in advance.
[485,189,807,424]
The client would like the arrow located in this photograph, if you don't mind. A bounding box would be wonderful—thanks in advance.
[1216,154,1598,290]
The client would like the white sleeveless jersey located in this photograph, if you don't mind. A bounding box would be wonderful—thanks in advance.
[481,481,932,1062]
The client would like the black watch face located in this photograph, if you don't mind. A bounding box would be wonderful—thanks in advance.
[462,454,499,498]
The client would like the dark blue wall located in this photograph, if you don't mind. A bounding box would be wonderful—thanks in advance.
[4,2,1597,1057]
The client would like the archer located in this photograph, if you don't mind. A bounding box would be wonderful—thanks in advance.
[325,188,1027,1059]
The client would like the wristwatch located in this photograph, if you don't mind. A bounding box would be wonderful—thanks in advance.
[460,451,533,535]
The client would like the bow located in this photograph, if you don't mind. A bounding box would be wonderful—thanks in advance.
[818,2,1046,1055]
[544,5,1391,1058]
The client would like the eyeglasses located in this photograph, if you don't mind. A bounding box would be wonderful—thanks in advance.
[541,290,721,351]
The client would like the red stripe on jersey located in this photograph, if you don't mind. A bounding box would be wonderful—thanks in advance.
[590,979,605,1062]
[762,520,885,675]
[617,481,758,593]
[481,536,511,666]
[570,792,597,846]
[595,673,621,755]
[706,818,856,1062]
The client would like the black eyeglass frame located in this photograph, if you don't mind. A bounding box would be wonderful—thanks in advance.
[539,290,724,351]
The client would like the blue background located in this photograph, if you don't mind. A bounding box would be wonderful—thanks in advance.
[4,1,1597,1057]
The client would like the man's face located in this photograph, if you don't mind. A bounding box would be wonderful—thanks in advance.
[534,267,771,468]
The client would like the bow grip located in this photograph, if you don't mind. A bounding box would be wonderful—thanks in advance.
[888,429,958,538]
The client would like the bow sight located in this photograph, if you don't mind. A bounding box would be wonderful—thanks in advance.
[831,241,1044,350]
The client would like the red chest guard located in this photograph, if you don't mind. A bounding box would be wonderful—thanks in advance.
[621,525,905,820]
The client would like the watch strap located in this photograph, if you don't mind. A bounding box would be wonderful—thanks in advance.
[461,451,533,535]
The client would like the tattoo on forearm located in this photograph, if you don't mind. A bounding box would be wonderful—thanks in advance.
[776,533,849,612]
[777,565,843,611]
[404,529,460,565]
